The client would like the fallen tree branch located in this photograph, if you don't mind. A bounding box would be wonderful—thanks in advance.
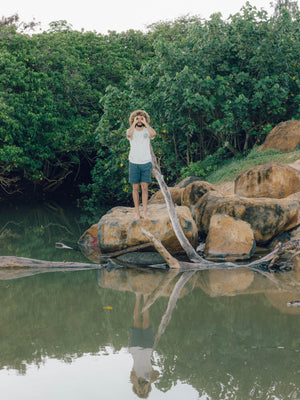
[0,256,103,269]
[141,228,181,269]
[150,145,300,272]
[151,145,203,263]
[141,217,300,272]
[78,242,153,260]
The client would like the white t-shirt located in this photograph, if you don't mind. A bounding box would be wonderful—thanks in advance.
[129,346,153,381]
[127,128,152,164]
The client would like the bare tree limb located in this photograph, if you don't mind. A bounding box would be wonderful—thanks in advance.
[150,145,203,263]
[141,228,181,269]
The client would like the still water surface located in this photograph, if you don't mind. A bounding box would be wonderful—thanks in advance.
[0,203,299,400]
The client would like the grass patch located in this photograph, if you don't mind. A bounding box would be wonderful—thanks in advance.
[205,148,300,185]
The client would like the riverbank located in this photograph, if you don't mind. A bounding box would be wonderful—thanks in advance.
[215,158,300,196]
[203,148,300,188]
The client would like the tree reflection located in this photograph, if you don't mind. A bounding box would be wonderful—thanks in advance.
[0,254,299,399]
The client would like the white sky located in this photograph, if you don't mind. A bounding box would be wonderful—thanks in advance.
[0,0,291,34]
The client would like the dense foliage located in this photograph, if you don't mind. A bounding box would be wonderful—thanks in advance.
[86,4,300,208]
[1,3,300,208]
[0,16,152,200]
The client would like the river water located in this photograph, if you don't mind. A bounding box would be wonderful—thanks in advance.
[0,203,299,400]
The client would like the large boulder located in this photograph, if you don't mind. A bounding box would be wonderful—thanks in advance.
[204,214,256,261]
[175,176,203,188]
[194,191,299,244]
[258,120,300,153]
[98,203,198,254]
[235,162,300,199]
[181,181,217,207]
[149,187,184,205]
[201,268,255,297]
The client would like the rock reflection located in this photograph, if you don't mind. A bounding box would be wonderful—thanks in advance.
[98,267,196,398]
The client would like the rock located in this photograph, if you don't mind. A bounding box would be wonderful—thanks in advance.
[78,224,101,263]
[175,176,203,188]
[97,268,191,297]
[181,181,217,207]
[235,162,300,198]
[204,214,256,261]
[268,231,291,250]
[258,120,300,153]
[194,190,299,244]
[149,187,184,205]
[289,224,300,241]
[116,252,165,265]
[203,268,255,297]
[98,203,198,254]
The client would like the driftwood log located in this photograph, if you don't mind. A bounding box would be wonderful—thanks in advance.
[148,145,300,272]
[0,147,299,273]
[0,256,103,270]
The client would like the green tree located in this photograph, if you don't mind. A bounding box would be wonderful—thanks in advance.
[272,0,299,17]
[0,17,153,201]
[88,6,300,204]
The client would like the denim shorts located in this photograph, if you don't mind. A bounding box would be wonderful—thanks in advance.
[129,162,152,184]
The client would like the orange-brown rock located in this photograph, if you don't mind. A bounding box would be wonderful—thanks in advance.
[77,224,100,263]
[234,162,300,198]
[204,214,256,261]
[149,187,184,205]
[98,203,198,254]
[258,120,300,153]
[194,191,299,244]
[175,176,203,188]
[181,181,217,207]
[202,268,255,297]
[97,268,191,298]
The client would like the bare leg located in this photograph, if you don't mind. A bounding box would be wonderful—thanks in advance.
[132,183,141,219]
[141,182,149,218]
[142,294,150,329]
[133,293,142,329]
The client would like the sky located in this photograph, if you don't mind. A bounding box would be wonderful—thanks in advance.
[0,0,289,34]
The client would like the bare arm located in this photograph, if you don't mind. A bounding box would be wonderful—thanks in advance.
[142,116,157,139]
[126,116,138,139]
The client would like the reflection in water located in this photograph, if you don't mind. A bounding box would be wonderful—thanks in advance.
[96,264,300,399]
[98,267,192,398]
[129,293,159,398]
[0,202,101,262]
[0,264,299,399]
[0,204,300,399]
